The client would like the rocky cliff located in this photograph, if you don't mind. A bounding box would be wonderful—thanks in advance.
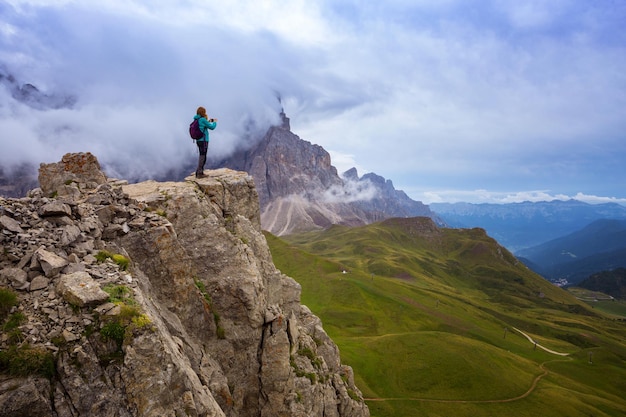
[0,152,369,417]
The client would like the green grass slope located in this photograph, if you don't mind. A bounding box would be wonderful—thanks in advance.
[265,217,626,417]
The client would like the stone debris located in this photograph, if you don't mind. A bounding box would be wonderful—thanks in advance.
[0,152,370,417]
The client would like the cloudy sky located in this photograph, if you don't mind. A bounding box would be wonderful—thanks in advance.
[1,0,625,205]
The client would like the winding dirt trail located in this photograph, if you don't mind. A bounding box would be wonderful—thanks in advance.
[365,362,551,404]
[512,327,570,356]
[364,330,571,404]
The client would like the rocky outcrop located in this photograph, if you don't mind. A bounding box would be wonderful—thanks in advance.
[0,152,369,417]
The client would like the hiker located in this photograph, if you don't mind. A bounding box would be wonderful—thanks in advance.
[192,106,217,178]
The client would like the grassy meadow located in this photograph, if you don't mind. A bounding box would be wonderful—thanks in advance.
[265,217,626,417]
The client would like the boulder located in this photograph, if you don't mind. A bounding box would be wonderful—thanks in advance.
[29,275,50,292]
[33,247,68,277]
[39,201,72,217]
[59,224,82,246]
[56,271,109,307]
[0,267,29,290]
[0,215,23,234]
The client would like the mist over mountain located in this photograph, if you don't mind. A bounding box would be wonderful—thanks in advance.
[4,72,620,243]
[431,200,626,252]
[0,69,80,196]
[0,67,77,111]
[0,164,37,199]
[0,57,284,191]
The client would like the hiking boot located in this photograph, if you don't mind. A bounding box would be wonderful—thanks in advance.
[196,173,207,179]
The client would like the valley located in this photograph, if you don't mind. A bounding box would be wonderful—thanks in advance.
[266,218,626,417]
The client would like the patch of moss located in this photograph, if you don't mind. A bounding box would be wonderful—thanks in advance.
[2,311,26,331]
[103,284,135,305]
[290,355,318,384]
[111,254,130,271]
[100,320,126,345]
[346,388,360,401]
[131,314,152,329]
[98,287,152,354]
[100,305,152,350]
[0,345,55,378]
[0,287,18,320]
[95,251,130,271]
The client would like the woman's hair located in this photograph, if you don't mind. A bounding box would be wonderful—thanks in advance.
[196,106,207,117]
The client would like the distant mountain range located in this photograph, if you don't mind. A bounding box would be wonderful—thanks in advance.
[515,219,626,284]
[431,200,626,252]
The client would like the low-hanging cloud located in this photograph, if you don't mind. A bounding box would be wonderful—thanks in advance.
[1,0,625,204]
[417,188,626,206]
[320,177,379,204]
[0,1,316,180]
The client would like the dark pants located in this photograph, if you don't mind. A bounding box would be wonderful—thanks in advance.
[196,140,208,176]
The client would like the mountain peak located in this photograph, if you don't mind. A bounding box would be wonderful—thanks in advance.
[218,119,439,235]
[342,167,359,181]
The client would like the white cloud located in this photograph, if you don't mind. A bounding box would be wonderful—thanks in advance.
[571,193,626,206]
[0,0,624,204]
[411,188,626,206]
[321,178,379,204]
[0,1,295,179]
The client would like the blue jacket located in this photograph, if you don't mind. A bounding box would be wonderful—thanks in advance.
[193,114,217,142]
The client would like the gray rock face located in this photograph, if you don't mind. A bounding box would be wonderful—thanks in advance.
[0,153,369,417]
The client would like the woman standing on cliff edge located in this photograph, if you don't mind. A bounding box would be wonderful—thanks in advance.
[193,106,217,178]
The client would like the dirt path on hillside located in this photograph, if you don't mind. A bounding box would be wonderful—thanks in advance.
[512,327,571,356]
[365,361,556,404]
[365,330,571,404]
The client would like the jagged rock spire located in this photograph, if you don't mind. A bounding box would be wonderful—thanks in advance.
[275,92,291,130]
[279,108,291,130]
